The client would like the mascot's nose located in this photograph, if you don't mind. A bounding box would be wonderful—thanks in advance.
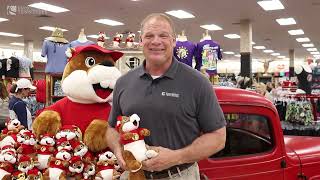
[99,61,114,67]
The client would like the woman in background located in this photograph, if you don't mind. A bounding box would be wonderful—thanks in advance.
[255,82,273,102]
[8,78,36,130]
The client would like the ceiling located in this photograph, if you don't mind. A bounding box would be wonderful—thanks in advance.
[0,0,319,61]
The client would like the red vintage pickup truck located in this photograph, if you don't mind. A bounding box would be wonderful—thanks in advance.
[199,87,320,180]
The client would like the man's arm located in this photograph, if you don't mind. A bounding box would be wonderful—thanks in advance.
[143,126,226,172]
[176,126,226,164]
[106,127,126,168]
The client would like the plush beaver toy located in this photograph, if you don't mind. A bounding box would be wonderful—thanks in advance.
[32,44,123,152]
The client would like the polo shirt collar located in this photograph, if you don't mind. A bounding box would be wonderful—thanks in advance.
[138,58,179,79]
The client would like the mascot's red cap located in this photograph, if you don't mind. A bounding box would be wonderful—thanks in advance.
[68,44,123,62]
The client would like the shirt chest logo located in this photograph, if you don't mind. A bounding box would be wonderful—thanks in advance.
[161,91,180,98]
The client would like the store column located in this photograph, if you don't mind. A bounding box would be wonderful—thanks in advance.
[24,40,34,79]
[289,49,295,77]
[240,19,252,78]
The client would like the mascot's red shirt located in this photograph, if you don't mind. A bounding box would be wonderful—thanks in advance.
[45,97,111,133]
[120,128,145,145]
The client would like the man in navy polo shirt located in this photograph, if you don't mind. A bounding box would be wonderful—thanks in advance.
[107,13,226,179]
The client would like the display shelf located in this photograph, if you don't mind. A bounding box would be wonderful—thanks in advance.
[45,73,64,106]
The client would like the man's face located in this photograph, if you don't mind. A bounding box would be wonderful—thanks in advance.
[141,18,176,66]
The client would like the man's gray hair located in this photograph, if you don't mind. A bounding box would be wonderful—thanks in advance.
[140,13,176,36]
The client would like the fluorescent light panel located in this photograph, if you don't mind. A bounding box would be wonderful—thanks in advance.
[278,56,286,58]
[10,42,24,46]
[200,24,222,31]
[296,37,310,42]
[257,0,285,11]
[224,34,240,39]
[288,29,304,35]
[0,32,23,37]
[263,50,274,53]
[39,26,68,32]
[235,54,241,57]
[271,53,280,56]
[253,46,266,50]
[87,35,110,39]
[252,42,256,45]
[307,48,318,52]
[165,10,195,19]
[276,18,296,25]
[223,51,235,55]
[302,43,314,47]
[311,52,320,55]
[28,2,69,13]
[0,18,8,22]
[94,19,124,26]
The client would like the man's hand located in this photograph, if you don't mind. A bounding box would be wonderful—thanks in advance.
[113,146,127,170]
[142,146,180,172]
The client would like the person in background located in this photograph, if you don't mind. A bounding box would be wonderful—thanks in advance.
[266,82,274,93]
[107,13,226,180]
[8,78,36,130]
[255,82,273,101]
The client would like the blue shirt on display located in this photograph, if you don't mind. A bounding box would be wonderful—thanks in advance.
[41,40,69,73]
[69,40,95,48]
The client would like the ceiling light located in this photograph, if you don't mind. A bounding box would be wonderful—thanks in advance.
[94,19,124,26]
[28,2,69,13]
[224,34,240,39]
[271,53,280,56]
[253,46,266,50]
[311,52,320,55]
[87,35,99,39]
[252,42,256,45]
[302,43,314,47]
[257,0,285,11]
[288,29,304,35]
[235,54,241,57]
[252,58,259,61]
[278,56,286,58]
[263,50,274,53]
[283,58,290,60]
[296,37,310,42]
[0,32,23,37]
[276,18,296,25]
[223,51,235,55]
[0,18,8,22]
[200,24,223,31]
[165,10,195,19]
[307,48,318,52]
[10,42,24,46]
[87,34,110,39]
[39,26,68,32]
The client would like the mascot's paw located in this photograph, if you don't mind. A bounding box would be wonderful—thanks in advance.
[146,150,158,159]
[84,120,108,152]
[32,110,61,138]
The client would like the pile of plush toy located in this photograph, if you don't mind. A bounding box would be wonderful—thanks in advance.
[0,118,122,179]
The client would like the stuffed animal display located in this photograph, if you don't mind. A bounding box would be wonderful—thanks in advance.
[116,114,158,180]
[125,32,135,48]
[32,44,123,153]
[0,122,123,179]
[112,33,123,48]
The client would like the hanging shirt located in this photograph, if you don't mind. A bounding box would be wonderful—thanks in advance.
[173,41,196,67]
[8,96,32,130]
[195,40,222,75]
[0,58,7,77]
[41,40,69,73]
[6,57,20,78]
[18,56,32,78]
[69,40,95,48]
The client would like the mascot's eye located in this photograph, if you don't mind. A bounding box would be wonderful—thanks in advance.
[73,164,77,167]
[85,57,96,68]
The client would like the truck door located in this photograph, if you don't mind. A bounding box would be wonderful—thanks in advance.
[199,105,285,180]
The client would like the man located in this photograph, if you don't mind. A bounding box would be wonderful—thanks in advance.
[107,13,226,179]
